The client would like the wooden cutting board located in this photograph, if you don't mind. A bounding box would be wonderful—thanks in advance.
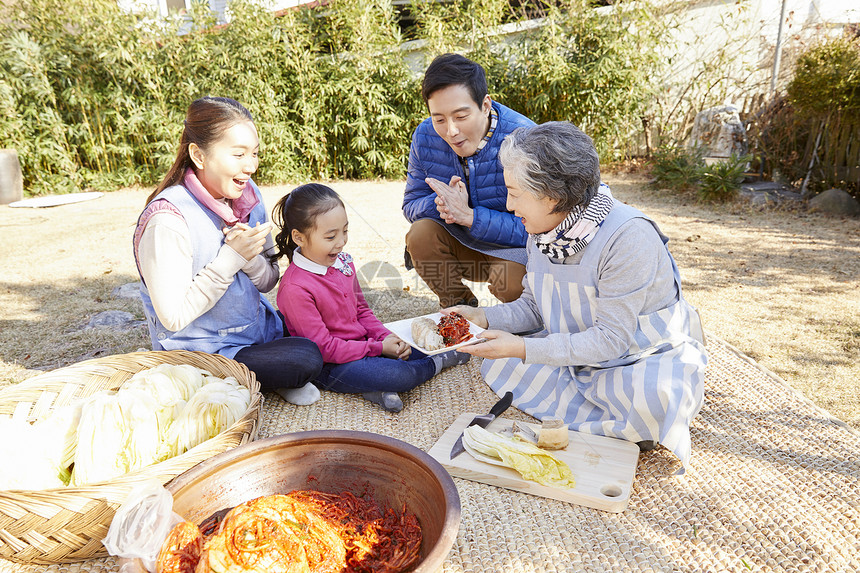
[428,413,640,513]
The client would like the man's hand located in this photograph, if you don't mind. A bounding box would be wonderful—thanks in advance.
[455,330,526,361]
[426,176,474,227]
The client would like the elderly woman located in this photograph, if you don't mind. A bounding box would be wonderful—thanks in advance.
[453,121,707,471]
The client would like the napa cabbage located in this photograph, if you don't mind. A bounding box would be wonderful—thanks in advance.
[166,378,250,457]
[0,365,251,489]
[463,425,576,488]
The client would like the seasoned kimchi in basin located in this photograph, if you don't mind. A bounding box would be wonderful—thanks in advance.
[163,430,461,572]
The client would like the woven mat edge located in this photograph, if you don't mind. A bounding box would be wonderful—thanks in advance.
[706,331,860,439]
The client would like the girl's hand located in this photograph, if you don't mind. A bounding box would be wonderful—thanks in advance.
[395,339,411,360]
[455,330,525,360]
[442,305,488,329]
[224,221,272,260]
[382,334,411,360]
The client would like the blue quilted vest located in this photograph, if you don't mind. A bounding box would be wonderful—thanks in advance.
[403,101,535,264]
[135,183,282,359]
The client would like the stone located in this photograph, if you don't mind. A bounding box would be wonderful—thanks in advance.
[739,182,802,208]
[689,105,748,160]
[748,193,773,208]
[808,188,860,217]
[85,310,145,330]
[113,282,143,300]
[0,149,23,205]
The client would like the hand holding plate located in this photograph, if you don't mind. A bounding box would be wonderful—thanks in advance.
[455,330,525,360]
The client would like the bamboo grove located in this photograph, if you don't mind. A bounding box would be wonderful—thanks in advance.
[0,0,661,195]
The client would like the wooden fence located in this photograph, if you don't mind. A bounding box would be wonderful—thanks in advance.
[742,95,859,197]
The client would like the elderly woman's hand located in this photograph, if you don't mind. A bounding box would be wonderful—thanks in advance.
[441,305,488,329]
[456,330,526,361]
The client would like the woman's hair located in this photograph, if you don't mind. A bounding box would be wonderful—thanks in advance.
[499,121,601,214]
[421,53,488,107]
[146,96,254,204]
[271,184,345,263]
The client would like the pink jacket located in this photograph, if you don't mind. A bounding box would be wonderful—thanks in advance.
[276,251,391,364]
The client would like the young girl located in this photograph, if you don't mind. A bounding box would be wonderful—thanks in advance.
[133,96,323,406]
[272,184,469,412]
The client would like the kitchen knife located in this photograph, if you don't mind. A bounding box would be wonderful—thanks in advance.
[449,391,514,459]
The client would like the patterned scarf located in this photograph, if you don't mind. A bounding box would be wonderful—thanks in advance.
[474,106,499,154]
[532,183,614,260]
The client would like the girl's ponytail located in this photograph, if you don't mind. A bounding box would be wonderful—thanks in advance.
[271,192,299,262]
[270,184,344,263]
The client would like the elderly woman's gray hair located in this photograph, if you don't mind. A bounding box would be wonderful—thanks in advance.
[499,122,601,213]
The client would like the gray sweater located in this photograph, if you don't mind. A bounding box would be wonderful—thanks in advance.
[483,218,679,367]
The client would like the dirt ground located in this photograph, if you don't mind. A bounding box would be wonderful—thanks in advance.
[1,174,858,429]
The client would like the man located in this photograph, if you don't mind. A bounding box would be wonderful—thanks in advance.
[403,53,535,308]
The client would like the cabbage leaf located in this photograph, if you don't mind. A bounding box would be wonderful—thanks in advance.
[165,378,250,457]
[463,425,576,488]
[1,365,251,489]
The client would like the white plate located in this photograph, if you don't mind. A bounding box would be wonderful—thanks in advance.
[384,312,485,356]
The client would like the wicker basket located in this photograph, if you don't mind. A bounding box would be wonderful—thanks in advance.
[0,350,262,565]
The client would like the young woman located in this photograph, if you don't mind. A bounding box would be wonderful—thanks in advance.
[453,122,707,471]
[272,184,469,413]
[133,96,323,405]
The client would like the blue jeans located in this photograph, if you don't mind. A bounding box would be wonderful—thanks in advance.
[315,350,436,394]
[233,336,324,393]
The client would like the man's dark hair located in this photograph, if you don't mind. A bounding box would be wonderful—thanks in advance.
[421,53,488,106]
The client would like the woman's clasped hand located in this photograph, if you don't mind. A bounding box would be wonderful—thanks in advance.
[223,221,273,261]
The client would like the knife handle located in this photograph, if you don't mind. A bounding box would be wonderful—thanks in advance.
[489,392,514,418]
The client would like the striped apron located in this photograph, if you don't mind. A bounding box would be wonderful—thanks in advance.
[481,202,707,471]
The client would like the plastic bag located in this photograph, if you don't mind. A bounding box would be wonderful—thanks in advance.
[103,479,184,573]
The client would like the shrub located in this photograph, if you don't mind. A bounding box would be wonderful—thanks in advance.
[698,154,750,203]
[748,34,860,197]
[649,146,751,202]
[649,145,704,192]
[483,0,661,162]
[0,0,424,194]
[788,35,860,118]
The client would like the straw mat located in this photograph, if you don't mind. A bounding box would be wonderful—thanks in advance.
[2,335,858,573]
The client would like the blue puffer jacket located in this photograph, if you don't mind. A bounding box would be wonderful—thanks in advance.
[403,101,534,263]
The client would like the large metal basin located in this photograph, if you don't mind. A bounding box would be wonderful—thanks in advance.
[165,430,461,572]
